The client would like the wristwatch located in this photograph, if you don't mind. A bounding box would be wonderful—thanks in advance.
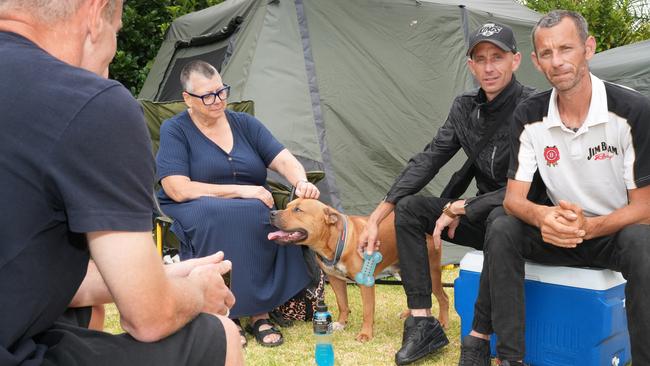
[442,201,458,219]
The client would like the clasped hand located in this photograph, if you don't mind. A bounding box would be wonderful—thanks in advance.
[166,251,235,316]
[539,200,588,247]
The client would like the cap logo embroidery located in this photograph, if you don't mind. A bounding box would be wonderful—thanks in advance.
[544,146,560,167]
[478,23,503,37]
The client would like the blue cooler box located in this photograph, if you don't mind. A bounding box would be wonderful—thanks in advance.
[454,251,630,366]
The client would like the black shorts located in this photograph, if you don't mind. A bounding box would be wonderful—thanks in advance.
[37,308,227,366]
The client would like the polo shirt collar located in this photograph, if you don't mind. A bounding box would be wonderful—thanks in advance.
[545,73,609,131]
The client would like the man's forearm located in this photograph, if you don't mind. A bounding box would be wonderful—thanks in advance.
[584,206,648,239]
[503,194,548,229]
[69,260,112,307]
[368,201,395,225]
[584,186,650,238]
[118,274,206,342]
[88,232,232,343]
[128,256,234,342]
[71,255,210,330]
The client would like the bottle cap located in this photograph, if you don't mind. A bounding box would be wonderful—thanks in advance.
[316,301,328,312]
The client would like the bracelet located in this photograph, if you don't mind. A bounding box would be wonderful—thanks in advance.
[442,201,458,219]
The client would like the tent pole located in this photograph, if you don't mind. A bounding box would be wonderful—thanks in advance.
[459,5,479,88]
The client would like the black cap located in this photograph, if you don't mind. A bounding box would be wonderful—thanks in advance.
[467,22,517,57]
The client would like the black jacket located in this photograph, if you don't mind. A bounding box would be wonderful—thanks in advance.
[385,77,537,223]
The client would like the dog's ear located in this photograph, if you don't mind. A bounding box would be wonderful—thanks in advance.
[323,207,339,224]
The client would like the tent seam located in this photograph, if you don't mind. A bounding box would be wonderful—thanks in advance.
[295,0,343,212]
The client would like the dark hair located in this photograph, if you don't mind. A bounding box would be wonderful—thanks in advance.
[180,60,218,93]
[532,10,589,50]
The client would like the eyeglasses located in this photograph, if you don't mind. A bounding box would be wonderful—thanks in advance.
[185,84,231,106]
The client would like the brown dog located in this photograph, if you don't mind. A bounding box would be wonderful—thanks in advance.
[269,198,449,342]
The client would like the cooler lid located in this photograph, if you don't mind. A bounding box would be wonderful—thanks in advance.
[459,251,626,290]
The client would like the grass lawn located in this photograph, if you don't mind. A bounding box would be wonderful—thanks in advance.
[104,268,485,365]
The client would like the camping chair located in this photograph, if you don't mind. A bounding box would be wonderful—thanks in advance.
[141,99,255,256]
[138,99,325,255]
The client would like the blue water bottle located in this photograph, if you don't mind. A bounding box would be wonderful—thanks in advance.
[313,301,334,366]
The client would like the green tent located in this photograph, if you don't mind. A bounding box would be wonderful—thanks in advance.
[590,39,650,100]
[139,0,550,215]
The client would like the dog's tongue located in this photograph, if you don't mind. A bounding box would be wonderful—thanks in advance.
[268,230,292,241]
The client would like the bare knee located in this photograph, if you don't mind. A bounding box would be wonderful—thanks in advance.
[215,315,244,366]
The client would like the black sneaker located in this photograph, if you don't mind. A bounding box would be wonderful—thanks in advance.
[395,316,449,365]
[401,315,418,344]
[458,335,491,366]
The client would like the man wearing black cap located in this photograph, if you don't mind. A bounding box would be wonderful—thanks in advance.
[460,10,650,366]
[358,23,537,365]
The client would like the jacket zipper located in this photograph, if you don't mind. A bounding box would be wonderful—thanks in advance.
[490,145,497,179]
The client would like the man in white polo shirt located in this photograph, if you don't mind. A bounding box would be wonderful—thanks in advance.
[458,10,650,366]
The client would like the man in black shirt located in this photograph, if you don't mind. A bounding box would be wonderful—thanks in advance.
[0,1,242,365]
[359,23,537,365]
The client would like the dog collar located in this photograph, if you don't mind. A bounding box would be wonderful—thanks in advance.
[318,214,348,267]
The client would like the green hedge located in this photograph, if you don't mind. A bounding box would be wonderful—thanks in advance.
[520,0,650,53]
[110,0,223,95]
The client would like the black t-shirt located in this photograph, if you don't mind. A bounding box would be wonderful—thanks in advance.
[0,32,155,365]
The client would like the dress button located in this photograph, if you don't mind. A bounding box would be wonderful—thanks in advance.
[228,157,232,161]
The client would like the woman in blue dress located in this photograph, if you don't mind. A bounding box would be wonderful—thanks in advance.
[156,61,320,347]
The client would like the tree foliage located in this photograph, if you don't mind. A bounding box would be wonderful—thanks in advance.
[110,0,223,95]
[519,0,650,52]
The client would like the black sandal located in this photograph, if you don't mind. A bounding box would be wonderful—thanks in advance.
[245,318,284,347]
[233,319,247,348]
[270,309,294,328]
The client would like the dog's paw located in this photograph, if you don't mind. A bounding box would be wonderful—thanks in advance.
[331,322,346,331]
[355,332,372,343]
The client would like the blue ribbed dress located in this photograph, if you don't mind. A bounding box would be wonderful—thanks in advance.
[156,109,309,318]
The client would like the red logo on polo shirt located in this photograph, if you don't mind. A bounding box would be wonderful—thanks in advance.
[544,146,560,167]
